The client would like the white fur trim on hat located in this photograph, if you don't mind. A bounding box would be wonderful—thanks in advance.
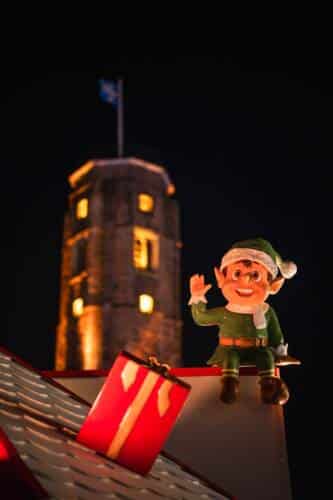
[220,248,278,278]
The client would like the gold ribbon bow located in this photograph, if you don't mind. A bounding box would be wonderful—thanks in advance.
[148,356,171,376]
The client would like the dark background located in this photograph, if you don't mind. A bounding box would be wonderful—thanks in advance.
[1,56,329,498]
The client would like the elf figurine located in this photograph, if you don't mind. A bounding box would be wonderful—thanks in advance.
[188,238,297,405]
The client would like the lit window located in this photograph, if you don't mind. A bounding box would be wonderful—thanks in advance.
[138,193,154,213]
[139,294,154,314]
[134,238,148,269]
[72,297,84,317]
[133,227,159,270]
[76,198,89,219]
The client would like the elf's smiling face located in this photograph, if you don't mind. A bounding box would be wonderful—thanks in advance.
[214,260,284,306]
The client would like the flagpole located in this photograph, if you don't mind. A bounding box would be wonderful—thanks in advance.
[117,79,124,157]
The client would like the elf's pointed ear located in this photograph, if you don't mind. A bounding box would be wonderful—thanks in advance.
[214,267,225,288]
[269,276,285,295]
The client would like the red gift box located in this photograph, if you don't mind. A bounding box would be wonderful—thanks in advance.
[76,351,191,475]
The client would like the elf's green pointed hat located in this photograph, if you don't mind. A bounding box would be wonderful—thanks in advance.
[220,237,297,279]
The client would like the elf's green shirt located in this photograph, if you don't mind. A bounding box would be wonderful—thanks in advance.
[191,302,283,345]
[191,302,284,371]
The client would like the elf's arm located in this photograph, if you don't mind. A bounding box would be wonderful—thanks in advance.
[267,306,288,356]
[191,302,223,326]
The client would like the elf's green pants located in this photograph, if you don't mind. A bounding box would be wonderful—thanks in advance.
[207,346,275,377]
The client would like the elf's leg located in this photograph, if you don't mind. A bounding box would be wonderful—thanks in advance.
[256,348,289,405]
[220,348,240,404]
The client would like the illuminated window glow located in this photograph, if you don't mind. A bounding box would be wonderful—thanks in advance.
[79,305,103,369]
[72,297,84,317]
[76,198,89,219]
[133,227,159,270]
[139,294,154,314]
[138,193,154,213]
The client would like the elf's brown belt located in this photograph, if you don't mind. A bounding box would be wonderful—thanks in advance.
[220,337,268,348]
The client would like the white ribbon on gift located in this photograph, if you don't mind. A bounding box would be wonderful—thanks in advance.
[107,359,173,460]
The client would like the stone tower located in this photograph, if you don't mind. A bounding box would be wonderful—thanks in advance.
[55,157,182,370]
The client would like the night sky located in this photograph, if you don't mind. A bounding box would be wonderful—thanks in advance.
[1,56,329,497]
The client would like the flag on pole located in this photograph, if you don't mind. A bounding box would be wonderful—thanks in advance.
[99,79,119,107]
[98,78,124,157]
